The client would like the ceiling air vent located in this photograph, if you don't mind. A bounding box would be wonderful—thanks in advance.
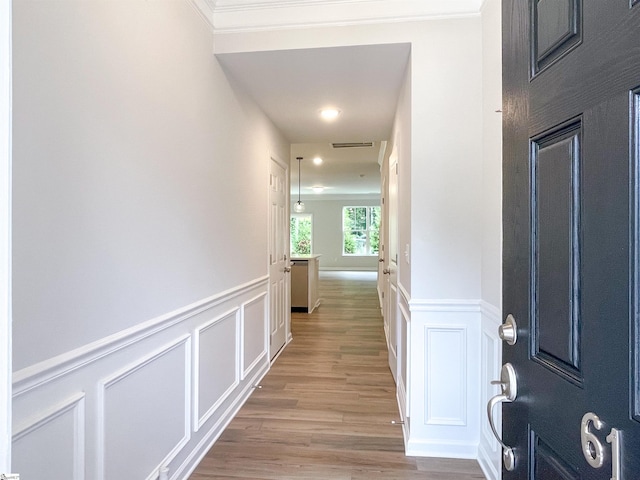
[331,142,374,149]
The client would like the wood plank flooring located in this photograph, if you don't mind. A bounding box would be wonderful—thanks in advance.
[190,271,486,480]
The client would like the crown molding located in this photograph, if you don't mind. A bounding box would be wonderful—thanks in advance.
[212,0,481,12]
[189,0,482,33]
[186,0,215,30]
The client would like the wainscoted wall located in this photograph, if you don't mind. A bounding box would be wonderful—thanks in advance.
[398,297,502,472]
[405,299,482,459]
[11,277,270,480]
[396,283,411,444]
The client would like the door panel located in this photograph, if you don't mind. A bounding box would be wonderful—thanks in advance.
[531,120,582,383]
[269,157,289,359]
[387,150,399,381]
[531,432,580,480]
[531,0,581,75]
[502,1,640,478]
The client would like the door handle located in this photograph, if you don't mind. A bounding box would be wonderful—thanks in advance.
[487,363,517,471]
[499,314,518,345]
[379,258,385,263]
[284,267,291,273]
[382,268,391,275]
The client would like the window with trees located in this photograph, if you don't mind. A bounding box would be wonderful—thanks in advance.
[290,214,312,255]
[342,206,380,256]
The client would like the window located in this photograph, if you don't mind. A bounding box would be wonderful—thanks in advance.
[343,206,380,256]
[290,214,312,255]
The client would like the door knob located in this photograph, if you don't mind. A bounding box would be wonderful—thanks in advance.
[284,267,291,273]
[487,363,517,471]
[383,268,391,275]
[379,258,385,263]
[499,314,518,345]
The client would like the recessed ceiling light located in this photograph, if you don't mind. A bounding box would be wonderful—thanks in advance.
[312,186,325,194]
[320,108,341,121]
[313,156,323,165]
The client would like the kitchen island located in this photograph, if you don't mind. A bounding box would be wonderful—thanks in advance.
[290,254,321,313]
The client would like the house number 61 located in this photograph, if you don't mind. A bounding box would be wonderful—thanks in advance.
[580,412,622,480]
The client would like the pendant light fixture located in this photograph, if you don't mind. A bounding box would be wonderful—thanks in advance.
[294,156,305,212]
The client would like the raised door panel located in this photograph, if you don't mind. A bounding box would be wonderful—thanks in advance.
[531,121,582,383]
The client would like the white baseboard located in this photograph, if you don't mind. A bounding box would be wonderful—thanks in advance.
[405,438,479,459]
[319,267,377,271]
[478,440,500,480]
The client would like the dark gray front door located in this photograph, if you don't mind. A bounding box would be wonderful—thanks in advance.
[502,1,640,478]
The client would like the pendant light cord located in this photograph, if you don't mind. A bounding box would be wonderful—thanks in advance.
[297,156,302,204]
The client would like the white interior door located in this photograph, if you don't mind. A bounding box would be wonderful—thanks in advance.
[269,156,289,359]
[380,173,388,337]
[386,148,399,381]
[0,0,12,471]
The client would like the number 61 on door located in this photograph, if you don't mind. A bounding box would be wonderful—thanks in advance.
[580,412,621,480]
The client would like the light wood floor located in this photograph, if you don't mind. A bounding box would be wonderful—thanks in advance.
[190,271,486,479]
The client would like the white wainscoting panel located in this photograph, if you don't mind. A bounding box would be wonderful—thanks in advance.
[425,326,467,426]
[406,299,481,459]
[13,393,85,480]
[478,301,502,480]
[194,309,240,431]
[12,276,271,480]
[98,336,191,480]
[242,292,268,379]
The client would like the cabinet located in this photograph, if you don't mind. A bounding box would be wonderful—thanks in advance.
[290,255,321,313]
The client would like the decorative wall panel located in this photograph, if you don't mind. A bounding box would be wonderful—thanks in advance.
[425,326,467,426]
[13,394,85,480]
[99,337,191,480]
[242,293,267,379]
[195,309,239,429]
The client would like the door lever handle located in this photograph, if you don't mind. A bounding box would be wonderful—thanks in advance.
[487,363,517,472]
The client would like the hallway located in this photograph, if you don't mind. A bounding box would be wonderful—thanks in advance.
[190,271,485,479]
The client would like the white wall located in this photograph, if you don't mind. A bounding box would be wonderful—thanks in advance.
[0,0,12,470]
[480,0,503,310]
[477,1,503,479]
[12,2,288,478]
[409,22,483,301]
[292,197,380,271]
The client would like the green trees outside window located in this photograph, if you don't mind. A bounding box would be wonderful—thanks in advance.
[343,206,380,256]
[290,214,312,255]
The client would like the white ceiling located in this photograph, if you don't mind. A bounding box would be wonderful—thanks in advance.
[217,44,410,144]
[290,142,386,197]
[217,43,410,196]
